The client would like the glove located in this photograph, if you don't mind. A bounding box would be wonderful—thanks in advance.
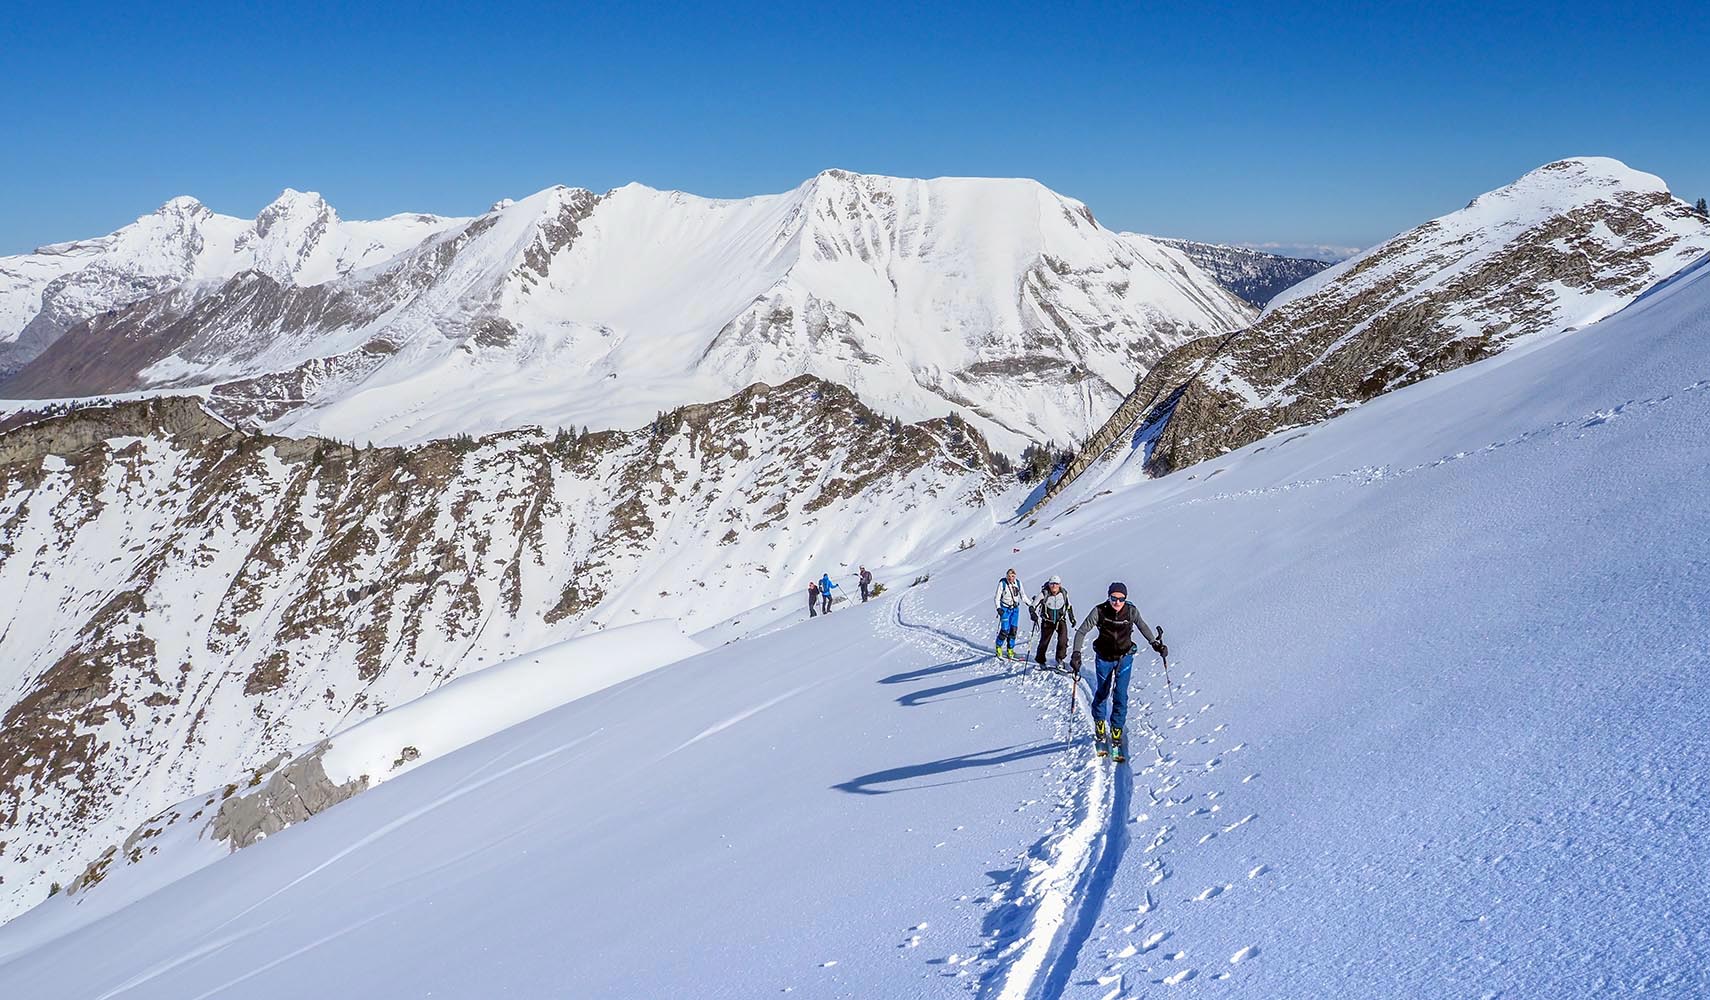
[1152,640,1168,659]
[1028,608,1038,625]
[996,608,1004,619]
[1070,651,1083,671]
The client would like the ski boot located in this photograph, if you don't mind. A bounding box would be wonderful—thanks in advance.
[1110,727,1127,764]
[1094,720,1109,756]
[995,643,1006,660]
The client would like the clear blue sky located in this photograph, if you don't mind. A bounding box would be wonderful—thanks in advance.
[4,0,1706,256]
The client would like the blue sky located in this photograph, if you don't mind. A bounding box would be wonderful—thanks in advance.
[3,1,1706,256]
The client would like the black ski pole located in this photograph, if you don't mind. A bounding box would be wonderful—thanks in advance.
[1157,625,1174,709]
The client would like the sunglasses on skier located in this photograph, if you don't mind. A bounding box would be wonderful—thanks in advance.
[1109,595,1126,604]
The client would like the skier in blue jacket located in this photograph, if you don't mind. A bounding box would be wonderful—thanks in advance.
[818,573,837,614]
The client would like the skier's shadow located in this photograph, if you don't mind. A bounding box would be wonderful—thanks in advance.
[895,660,1009,707]
[832,742,1060,796]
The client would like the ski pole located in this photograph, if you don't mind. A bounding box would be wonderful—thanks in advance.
[1157,625,1174,709]
[1069,656,1079,714]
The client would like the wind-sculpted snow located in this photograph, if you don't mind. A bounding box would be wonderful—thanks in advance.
[0,376,1000,921]
[2,171,1253,451]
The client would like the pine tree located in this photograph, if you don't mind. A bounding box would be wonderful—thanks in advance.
[1697,197,1708,219]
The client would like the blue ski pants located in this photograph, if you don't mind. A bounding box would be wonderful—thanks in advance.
[996,605,1020,647]
[1091,653,1135,733]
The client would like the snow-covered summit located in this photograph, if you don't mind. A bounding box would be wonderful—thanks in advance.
[1120,155,1710,476]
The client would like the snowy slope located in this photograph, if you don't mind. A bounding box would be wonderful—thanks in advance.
[4,172,1254,452]
[6,620,702,945]
[4,253,1705,997]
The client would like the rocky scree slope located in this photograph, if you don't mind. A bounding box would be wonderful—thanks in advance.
[0,379,1000,921]
[1097,158,1710,479]
[2,172,1253,453]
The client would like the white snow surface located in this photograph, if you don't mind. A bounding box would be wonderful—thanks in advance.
[3,257,1707,996]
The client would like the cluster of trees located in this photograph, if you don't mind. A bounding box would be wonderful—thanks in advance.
[1018,440,1076,483]
[1697,197,1709,219]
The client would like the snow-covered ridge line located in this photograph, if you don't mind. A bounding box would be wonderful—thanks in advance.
[1046,156,1710,494]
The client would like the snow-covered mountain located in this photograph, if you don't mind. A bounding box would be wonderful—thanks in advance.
[4,226,1706,999]
[1115,157,1710,476]
[0,377,1001,921]
[1149,238,1335,307]
[0,192,460,380]
[2,172,1255,452]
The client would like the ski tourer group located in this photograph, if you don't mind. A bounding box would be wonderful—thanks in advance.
[995,568,1168,763]
[808,567,874,617]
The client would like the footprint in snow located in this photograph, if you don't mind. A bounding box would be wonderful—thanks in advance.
[1191,884,1231,902]
[1161,968,1197,985]
[1141,930,1170,952]
[1230,945,1260,963]
[1248,864,1270,878]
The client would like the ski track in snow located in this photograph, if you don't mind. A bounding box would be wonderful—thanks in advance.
[882,592,1265,997]
[667,680,824,755]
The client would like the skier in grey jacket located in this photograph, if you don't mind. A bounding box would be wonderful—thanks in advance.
[1027,575,1076,669]
[1070,582,1166,760]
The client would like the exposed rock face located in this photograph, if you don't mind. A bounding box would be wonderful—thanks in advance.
[1151,239,1336,308]
[0,377,1000,920]
[210,744,368,851]
[1118,159,1710,477]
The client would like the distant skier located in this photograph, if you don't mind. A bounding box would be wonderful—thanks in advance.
[808,580,820,618]
[1027,575,1076,670]
[859,566,873,602]
[819,573,837,614]
[1070,582,1166,763]
[994,568,1024,659]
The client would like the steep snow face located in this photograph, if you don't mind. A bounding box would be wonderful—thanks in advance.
[3,248,1706,998]
[1119,156,1710,476]
[3,172,1254,451]
[0,377,1002,922]
[0,194,463,378]
[1149,237,1335,308]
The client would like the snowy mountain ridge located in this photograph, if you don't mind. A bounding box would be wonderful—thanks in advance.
[0,192,463,379]
[2,171,1255,453]
[4,220,1706,999]
[1115,157,1710,476]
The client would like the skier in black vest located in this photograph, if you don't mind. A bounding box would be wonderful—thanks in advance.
[1070,582,1167,762]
